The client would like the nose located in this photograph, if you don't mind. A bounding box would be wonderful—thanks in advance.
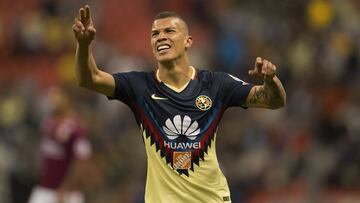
[157,32,167,42]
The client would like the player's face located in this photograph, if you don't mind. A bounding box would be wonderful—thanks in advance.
[151,17,192,63]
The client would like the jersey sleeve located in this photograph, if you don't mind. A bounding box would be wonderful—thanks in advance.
[215,72,254,108]
[107,71,146,106]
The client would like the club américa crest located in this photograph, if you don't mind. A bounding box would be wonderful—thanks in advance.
[195,95,212,111]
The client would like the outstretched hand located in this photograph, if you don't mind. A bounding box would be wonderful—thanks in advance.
[72,5,96,46]
[248,57,277,83]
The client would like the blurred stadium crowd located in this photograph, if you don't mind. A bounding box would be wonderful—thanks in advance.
[0,0,359,202]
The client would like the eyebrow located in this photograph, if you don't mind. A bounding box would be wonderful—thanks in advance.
[151,26,177,32]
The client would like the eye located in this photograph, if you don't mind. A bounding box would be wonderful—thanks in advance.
[151,31,158,38]
[165,28,176,33]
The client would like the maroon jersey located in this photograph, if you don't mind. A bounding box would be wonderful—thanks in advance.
[39,115,91,189]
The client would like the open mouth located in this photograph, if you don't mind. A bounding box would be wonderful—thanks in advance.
[157,44,171,53]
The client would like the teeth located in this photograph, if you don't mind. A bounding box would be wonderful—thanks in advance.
[157,44,171,51]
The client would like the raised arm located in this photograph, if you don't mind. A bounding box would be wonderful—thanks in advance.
[73,5,115,97]
[245,57,286,109]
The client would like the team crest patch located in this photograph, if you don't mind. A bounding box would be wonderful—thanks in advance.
[195,95,212,111]
[173,151,191,169]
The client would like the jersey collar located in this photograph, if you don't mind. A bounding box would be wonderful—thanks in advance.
[155,66,196,82]
[155,66,197,93]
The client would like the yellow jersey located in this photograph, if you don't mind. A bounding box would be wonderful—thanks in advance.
[109,69,252,202]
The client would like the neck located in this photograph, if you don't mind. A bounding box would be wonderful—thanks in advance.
[157,56,193,89]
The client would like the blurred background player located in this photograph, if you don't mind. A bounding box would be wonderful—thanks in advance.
[28,86,92,203]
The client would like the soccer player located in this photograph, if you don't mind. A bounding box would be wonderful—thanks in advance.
[73,5,286,203]
[28,87,92,203]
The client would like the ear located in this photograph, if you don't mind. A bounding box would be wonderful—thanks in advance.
[185,35,193,49]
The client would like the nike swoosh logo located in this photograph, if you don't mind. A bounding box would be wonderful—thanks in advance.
[151,94,168,100]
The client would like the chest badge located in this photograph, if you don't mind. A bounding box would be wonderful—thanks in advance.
[195,95,212,111]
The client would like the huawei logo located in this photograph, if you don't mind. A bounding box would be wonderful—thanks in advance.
[163,115,200,140]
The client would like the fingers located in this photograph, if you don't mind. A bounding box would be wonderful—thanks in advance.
[249,57,277,80]
[79,5,92,25]
[249,57,263,77]
[72,24,80,33]
[74,18,85,31]
[73,18,85,36]
[261,60,276,75]
[87,26,97,40]
[255,57,263,70]
[85,5,91,20]
[73,5,96,44]
[261,60,268,75]
[80,8,86,21]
